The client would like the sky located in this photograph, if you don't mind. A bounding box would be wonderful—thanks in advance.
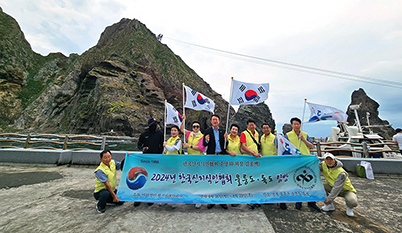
[1,0,402,138]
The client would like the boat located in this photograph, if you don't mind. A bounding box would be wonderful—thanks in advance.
[320,104,401,159]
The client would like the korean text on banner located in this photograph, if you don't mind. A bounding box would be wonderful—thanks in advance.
[117,154,326,204]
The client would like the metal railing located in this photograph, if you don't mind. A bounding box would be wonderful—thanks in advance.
[0,133,106,151]
[312,140,400,157]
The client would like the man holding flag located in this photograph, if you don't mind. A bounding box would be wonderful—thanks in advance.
[284,117,320,212]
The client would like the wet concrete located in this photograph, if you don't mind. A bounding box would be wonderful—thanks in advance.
[0,163,400,233]
[0,171,63,189]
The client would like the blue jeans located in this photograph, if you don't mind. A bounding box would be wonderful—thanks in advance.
[94,189,117,210]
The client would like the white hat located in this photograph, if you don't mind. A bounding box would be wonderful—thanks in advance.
[324,153,335,160]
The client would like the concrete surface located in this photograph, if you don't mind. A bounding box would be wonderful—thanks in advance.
[0,163,400,233]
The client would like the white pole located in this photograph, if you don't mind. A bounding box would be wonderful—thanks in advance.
[164,100,167,142]
[299,98,307,149]
[224,77,234,149]
[182,83,186,144]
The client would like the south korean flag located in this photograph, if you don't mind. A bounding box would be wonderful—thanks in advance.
[230,79,269,106]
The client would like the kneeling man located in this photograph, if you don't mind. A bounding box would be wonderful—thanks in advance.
[319,153,357,216]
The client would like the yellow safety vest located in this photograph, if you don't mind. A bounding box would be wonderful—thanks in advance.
[322,161,357,193]
[261,133,276,156]
[166,136,182,154]
[94,160,116,193]
[227,135,241,155]
[287,130,310,155]
[187,132,204,155]
[242,129,260,155]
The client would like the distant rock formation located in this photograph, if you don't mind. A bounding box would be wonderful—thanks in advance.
[347,88,394,140]
[229,103,275,134]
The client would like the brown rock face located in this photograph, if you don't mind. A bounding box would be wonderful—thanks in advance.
[347,88,395,140]
[1,12,236,136]
[228,103,276,134]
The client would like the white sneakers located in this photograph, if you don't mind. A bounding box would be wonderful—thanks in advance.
[322,203,354,217]
[346,205,354,217]
[171,204,178,209]
[195,203,202,209]
[322,203,335,211]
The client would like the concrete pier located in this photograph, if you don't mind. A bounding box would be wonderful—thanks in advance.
[0,162,400,233]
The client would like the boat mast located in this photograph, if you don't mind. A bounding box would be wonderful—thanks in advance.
[349,104,362,133]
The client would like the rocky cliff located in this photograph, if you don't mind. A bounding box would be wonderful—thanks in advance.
[0,9,277,137]
[229,103,276,133]
[347,88,394,140]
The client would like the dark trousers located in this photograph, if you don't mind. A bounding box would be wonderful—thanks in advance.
[94,189,117,210]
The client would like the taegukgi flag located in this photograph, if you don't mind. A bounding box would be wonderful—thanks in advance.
[277,134,301,155]
[184,85,215,113]
[165,102,182,127]
[305,102,348,123]
[230,79,269,105]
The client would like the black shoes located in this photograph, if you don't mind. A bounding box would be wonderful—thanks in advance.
[207,204,228,209]
[96,205,105,213]
[280,203,287,210]
[308,202,322,212]
[133,202,141,207]
[295,202,302,210]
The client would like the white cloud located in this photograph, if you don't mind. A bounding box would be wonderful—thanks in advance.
[1,0,402,136]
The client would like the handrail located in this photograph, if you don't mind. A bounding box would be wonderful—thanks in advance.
[30,134,66,138]
[0,133,106,151]
[29,140,65,145]
[67,142,101,146]
[0,139,26,143]
[313,140,401,157]
[68,135,103,139]
[319,142,362,146]
[0,133,28,137]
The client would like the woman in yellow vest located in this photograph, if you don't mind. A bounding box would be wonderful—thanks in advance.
[94,150,123,213]
[226,124,241,156]
[180,115,205,209]
[163,125,182,209]
[163,125,182,155]
[320,153,357,216]
[180,114,205,155]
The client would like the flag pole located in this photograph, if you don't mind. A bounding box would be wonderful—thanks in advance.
[298,98,307,149]
[164,100,167,142]
[182,83,186,144]
[224,77,234,149]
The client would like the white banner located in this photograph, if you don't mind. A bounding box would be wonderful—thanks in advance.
[165,102,182,127]
[229,79,269,105]
[305,102,348,123]
[184,85,215,113]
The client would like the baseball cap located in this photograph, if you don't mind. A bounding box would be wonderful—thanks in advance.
[324,153,335,160]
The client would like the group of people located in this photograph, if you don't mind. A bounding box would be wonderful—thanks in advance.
[94,115,359,217]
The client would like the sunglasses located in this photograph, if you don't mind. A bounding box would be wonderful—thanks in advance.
[192,125,200,128]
